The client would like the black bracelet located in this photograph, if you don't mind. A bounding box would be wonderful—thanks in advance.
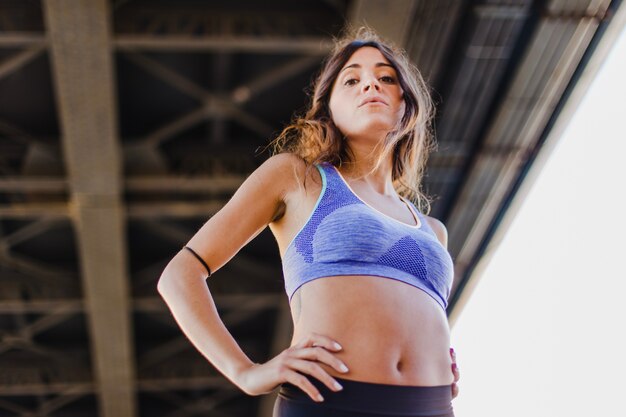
[182,246,212,277]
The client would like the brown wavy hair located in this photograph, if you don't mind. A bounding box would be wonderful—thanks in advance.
[266,26,437,214]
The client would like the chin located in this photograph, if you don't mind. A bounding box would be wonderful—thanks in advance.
[345,127,395,142]
[359,120,397,135]
[337,117,400,139]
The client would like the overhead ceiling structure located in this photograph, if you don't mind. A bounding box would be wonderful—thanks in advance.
[0,0,623,416]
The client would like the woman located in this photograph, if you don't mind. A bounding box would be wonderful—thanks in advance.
[157,27,460,417]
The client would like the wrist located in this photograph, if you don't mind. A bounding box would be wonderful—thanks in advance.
[229,360,257,386]
[231,361,260,394]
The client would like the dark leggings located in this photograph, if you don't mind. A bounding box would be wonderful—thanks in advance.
[273,375,455,417]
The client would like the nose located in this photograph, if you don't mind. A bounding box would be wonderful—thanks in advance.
[361,76,381,93]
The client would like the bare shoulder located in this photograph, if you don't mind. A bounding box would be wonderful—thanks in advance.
[423,214,448,249]
[261,152,305,178]
[175,152,310,277]
[268,151,323,185]
[257,153,306,196]
[259,153,321,222]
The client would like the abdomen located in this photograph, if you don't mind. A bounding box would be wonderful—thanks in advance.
[290,275,454,386]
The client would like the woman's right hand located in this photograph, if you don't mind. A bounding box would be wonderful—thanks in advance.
[235,332,349,402]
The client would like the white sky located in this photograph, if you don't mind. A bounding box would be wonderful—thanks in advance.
[449,23,626,417]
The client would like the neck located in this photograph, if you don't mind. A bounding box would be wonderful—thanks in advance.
[341,140,395,196]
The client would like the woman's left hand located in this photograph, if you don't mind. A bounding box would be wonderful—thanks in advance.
[450,347,460,399]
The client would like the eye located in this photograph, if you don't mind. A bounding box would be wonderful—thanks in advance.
[380,75,396,83]
[344,78,358,86]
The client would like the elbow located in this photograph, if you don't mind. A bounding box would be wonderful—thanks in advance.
[156,270,170,297]
[156,274,168,296]
[156,253,202,296]
[156,260,179,296]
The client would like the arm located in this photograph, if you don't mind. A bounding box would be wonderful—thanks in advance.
[156,153,300,388]
[158,153,348,401]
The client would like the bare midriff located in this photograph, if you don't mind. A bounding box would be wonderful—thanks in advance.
[289,274,454,387]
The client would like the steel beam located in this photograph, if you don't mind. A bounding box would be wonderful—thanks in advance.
[348,0,418,46]
[42,1,136,416]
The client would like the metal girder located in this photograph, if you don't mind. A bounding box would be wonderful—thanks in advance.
[435,2,531,150]
[115,36,333,53]
[131,246,281,295]
[0,201,233,218]
[9,306,77,340]
[474,4,533,19]
[0,46,45,80]
[0,32,333,53]
[120,66,269,158]
[42,2,136,417]
[0,202,68,218]
[160,390,239,417]
[0,299,83,314]
[231,55,321,104]
[448,17,597,256]
[0,218,62,247]
[211,52,231,145]
[0,249,75,282]
[404,0,467,84]
[0,167,463,195]
[0,141,468,193]
[138,296,279,372]
[122,50,316,147]
[162,397,235,417]
[0,32,47,47]
[136,376,236,391]
[6,30,324,181]
[0,385,92,416]
[0,119,60,154]
[0,383,92,398]
[112,3,338,36]
[126,201,226,219]
[445,0,616,322]
[0,293,282,404]
[348,0,418,46]
[0,376,245,396]
[0,294,281,313]
[0,177,67,192]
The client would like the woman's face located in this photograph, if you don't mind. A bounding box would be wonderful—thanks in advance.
[328,46,405,141]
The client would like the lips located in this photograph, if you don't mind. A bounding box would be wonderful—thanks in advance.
[359,96,388,107]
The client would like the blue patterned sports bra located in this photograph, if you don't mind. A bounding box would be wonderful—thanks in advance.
[282,162,454,310]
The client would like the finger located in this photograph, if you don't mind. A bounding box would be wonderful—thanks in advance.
[293,346,349,374]
[287,358,344,392]
[451,382,459,399]
[296,332,343,352]
[285,370,325,402]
